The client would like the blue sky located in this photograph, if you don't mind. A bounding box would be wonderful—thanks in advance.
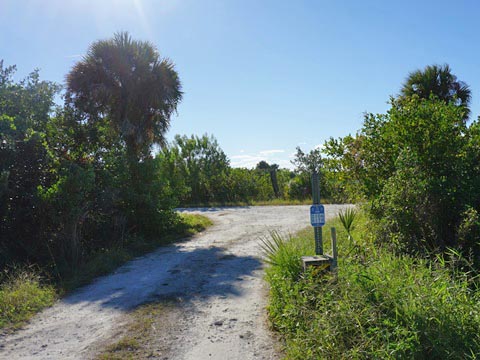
[1,0,479,168]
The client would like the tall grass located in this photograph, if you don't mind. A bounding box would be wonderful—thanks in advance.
[0,268,56,331]
[265,213,480,359]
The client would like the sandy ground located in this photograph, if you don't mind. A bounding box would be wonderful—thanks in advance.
[0,205,349,359]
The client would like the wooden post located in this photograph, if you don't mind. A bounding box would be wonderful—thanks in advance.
[331,227,337,270]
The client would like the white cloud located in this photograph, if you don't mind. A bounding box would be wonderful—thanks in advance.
[230,154,263,168]
[230,154,261,160]
[230,149,294,169]
[259,149,285,155]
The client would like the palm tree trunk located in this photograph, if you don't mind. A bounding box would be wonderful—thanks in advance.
[269,169,280,198]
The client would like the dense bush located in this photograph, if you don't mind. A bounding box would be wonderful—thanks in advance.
[323,71,480,259]
[157,134,231,205]
[0,63,60,267]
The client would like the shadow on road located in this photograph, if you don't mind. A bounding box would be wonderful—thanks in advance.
[61,245,262,311]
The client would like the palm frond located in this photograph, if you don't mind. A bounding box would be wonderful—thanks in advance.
[339,207,357,234]
[260,230,286,265]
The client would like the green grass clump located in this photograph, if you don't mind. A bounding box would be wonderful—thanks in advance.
[0,269,56,330]
[266,212,480,359]
[172,213,213,236]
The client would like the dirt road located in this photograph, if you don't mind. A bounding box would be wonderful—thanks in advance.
[0,205,349,359]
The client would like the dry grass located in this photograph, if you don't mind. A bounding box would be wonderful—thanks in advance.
[96,301,179,359]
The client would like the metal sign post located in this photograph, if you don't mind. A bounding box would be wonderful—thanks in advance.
[311,171,324,255]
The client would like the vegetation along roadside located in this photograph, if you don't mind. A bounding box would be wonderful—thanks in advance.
[264,211,480,359]
[264,64,480,359]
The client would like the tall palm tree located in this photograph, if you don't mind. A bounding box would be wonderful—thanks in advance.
[400,64,471,119]
[66,31,182,161]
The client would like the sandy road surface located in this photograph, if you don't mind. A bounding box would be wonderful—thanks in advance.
[0,205,349,359]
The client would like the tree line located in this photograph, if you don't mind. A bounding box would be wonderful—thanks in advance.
[156,134,348,206]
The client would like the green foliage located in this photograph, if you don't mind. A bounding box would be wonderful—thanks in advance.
[157,134,230,205]
[322,134,365,201]
[227,167,261,202]
[266,213,480,359]
[371,96,473,252]
[256,161,281,198]
[0,61,60,266]
[338,208,357,234]
[63,32,184,260]
[261,230,310,280]
[456,207,480,268]
[291,146,323,173]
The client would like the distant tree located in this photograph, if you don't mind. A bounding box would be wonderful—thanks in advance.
[256,161,270,171]
[163,134,230,204]
[400,64,471,119]
[66,31,182,162]
[256,161,280,198]
[291,146,323,173]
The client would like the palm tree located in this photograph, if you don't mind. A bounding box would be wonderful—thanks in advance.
[400,64,471,119]
[66,31,182,161]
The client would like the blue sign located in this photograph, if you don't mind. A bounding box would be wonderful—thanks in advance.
[310,205,325,227]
